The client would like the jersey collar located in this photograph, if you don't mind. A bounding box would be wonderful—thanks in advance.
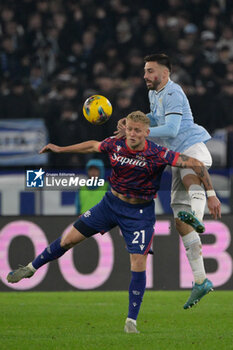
[155,78,172,94]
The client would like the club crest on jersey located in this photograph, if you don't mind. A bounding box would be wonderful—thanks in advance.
[112,153,146,167]
[135,154,146,161]
[117,145,121,152]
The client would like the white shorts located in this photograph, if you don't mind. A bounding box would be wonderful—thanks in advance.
[171,142,212,217]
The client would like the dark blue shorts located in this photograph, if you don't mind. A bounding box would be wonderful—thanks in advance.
[73,191,155,255]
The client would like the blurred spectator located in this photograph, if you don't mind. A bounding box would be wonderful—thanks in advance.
[29,65,43,92]
[183,23,199,46]
[116,17,134,53]
[35,42,57,78]
[60,41,86,76]
[225,59,233,82]
[163,16,181,49]
[199,30,218,64]
[94,75,117,103]
[107,90,132,136]
[141,29,159,55]
[171,61,192,85]
[0,79,35,119]
[187,87,217,133]
[25,13,45,54]
[126,49,144,77]
[0,7,15,24]
[202,14,218,34]
[0,36,21,78]
[47,102,87,167]
[195,64,219,95]
[44,81,82,141]
[4,20,24,51]
[75,159,109,215]
[217,26,233,57]
[213,46,231,81]
[214,82,233,130]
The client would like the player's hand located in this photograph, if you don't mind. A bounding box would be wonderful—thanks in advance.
[114,128,126,138]
[117,118,126,130]
[207,196,221,219]
[114,118,126,138]
[39,143,61,154]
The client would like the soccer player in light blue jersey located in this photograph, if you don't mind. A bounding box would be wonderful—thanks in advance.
[117,54,221,309]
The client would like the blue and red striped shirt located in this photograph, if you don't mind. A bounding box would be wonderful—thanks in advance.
[99,137,179,200]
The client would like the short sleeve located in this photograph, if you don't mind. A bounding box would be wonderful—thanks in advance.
[98,136,114,153]
[156,145,180,166]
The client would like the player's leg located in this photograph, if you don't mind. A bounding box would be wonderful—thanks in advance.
[178,172,206,233]
[175,216,206,283]
[117,200,155,333]
[171,169,206,280]
[175,215,213,309]
[171,165,213,309]
[7,227,86,283]
[124,253,147,334]
[7,193,115,284]
[178,142,212,233]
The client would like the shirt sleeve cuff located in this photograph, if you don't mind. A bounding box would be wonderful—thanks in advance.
[172,152,180,166]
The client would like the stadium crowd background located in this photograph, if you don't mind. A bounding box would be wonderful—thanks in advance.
[0,0,233,167]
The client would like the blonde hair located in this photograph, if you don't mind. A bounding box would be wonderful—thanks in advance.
[126,111,150,126]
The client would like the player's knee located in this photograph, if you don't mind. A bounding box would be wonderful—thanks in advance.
[130,254,147,271]
[61,227,86,249]
[182,173,201,189]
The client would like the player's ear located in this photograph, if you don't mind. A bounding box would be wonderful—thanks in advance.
[163,67,169,79]
[146,127,150,136]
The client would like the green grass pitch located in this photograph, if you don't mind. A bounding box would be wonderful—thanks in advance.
[1,291,233,350]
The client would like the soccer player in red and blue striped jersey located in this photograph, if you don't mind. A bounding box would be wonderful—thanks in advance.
[98,133,179,201]
[7,111,220,333]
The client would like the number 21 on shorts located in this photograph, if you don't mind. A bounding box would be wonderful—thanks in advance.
[132,230,145,244]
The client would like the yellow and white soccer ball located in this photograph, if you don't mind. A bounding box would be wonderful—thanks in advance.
[83,95,112,125]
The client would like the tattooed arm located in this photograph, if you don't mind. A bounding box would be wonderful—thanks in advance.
[175,154,221,219]
[175,154,213,191]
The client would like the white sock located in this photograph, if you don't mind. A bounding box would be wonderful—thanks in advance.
[126,317,136,325]
[27,262,36,273]
[182,231,206,284]
[188,184,206,221]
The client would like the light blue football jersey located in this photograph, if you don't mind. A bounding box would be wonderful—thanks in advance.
[147,79,211,152]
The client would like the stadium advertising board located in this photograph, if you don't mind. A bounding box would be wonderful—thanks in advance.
[0,216,232,291]
[0,171,231,215]
[0,119,48,165]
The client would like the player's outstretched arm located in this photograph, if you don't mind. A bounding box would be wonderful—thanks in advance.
[39,141,101,154]
[175,154,221,219]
